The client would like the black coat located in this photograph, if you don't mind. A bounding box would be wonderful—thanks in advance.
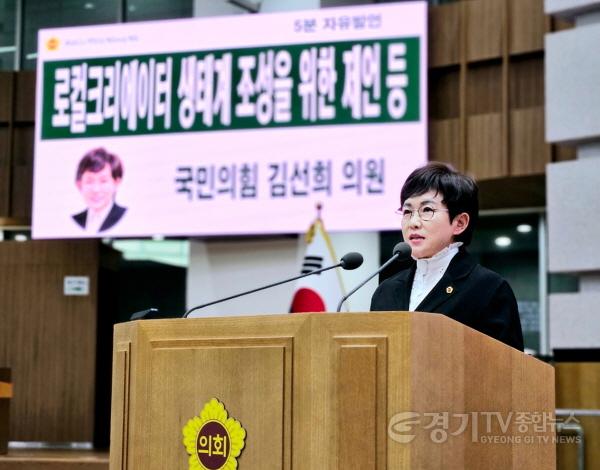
[72,203,127,232]
[370,249,524,351]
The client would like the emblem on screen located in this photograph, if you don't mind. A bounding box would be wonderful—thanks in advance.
[45,37,59,51]
[182,398,246,470]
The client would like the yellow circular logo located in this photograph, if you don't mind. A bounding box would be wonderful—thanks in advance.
[183,398,246,470]
[46,37,59,51]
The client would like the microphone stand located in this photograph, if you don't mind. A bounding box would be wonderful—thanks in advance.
[336,253,400,312]
[184,262,344,318]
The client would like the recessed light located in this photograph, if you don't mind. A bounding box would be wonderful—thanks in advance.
[84,2,95,10]
[517,224,532,234]
[14,234,28,242]
[494,236,511,248]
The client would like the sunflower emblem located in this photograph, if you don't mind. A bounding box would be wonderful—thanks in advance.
[182,398,246,470]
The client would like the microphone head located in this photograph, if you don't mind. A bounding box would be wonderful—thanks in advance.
[340,252,364,270]
[393,242,412,260]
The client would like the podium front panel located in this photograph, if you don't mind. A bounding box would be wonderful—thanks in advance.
[110,313,555,470]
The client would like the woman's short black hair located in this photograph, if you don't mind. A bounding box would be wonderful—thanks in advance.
[400,162,479,245]
[76,147,123,182]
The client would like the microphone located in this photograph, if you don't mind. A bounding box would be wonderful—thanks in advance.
[336,242,411,312]
[339,251,363,270]
[130,308,160,320]
[183,251,364,318]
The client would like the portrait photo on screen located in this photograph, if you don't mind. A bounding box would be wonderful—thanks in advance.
[72,147,127,233]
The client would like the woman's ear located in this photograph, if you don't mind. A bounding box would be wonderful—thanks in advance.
[452,213,470,236]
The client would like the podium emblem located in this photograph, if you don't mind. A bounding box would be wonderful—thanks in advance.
[183,398,246,470]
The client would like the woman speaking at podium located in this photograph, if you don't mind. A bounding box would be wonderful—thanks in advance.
[370,162,524,351]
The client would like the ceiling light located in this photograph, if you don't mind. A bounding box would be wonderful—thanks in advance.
[517,224,532,234]
[14,234,28,242]
[84,2,95,9]
[494,236,511,248]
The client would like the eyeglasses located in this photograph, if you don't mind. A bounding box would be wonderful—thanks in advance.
[395,206,449,222]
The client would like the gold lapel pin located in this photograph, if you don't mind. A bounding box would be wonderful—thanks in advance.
[446,286,454,294]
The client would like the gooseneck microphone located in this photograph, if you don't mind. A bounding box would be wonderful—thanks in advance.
[182,251,364,318]
[336,242,412,312]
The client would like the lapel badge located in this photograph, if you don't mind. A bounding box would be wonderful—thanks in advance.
[446,286,454,294]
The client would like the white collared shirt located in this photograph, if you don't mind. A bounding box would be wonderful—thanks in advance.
[408,242,463,311]
[84,203,113,234]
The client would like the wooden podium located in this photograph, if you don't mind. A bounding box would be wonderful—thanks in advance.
[109,312,555,469]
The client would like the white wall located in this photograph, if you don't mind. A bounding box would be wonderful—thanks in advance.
[545,0,600,17]
[194,0,319,17]
[193,1,248,17]
[545,0,600,350]
[547,158,600,273]
[261,0,320,12]
[545,24,600,142]
[550,293,600,348]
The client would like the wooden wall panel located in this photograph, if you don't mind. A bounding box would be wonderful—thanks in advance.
[552,17,574,32]
[466,62,503,115]
[509,0,545,55]
[464,332,513,468]
[429,0,556,187]
[337,346,377,469]
[0,71,35,221]
[0,369,9,454]
[556,362,600,409]
[13,72,35,218]
[0,127,10,217]
[11,126,34,218]
[429,119,462,171]
[510,348,556,469]
[335,338,387,470]
[429,66,460,120]
[0,74,11,123]
[555,363,600,470]
[0,74,13,219]
[510,107,549,176]
[509,56,544,109]
[429,3,461,67]
[467,113,506,180]
[14,72,35,123]
[410,308,466,468]
[111,343,131,470]
[466,0,505,62]
[553,144,576,162]
[0,240,99,442]
[10,164,33,220]
[111,322,298,470]
[0,449,108,469]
